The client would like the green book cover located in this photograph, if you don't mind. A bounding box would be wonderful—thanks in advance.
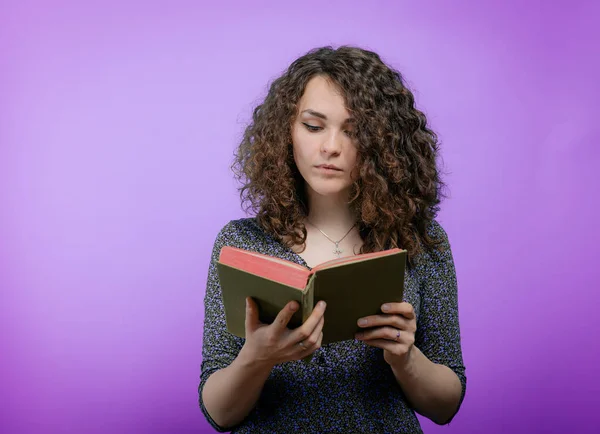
[216,247,406,345]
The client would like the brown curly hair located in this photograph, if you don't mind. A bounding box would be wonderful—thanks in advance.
[232,45,447,264]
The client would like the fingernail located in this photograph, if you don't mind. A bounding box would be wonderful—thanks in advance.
[358,318,367,326]
[245,298,249,308]
[382,304,390,312]
[319,301,326,309]
[290,302,298,311]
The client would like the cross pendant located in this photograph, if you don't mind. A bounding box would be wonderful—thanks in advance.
[333,243,342,257]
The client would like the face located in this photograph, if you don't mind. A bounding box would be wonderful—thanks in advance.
[291,75,358,200]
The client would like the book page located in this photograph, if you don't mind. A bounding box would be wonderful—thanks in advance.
[225,247,309,271]
[312,248,403,273]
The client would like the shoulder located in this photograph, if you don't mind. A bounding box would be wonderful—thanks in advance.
[209,217,301,265]
[214,217,262,240]
[209,217,277,258]
[414,218,453,268]
[426,218,451,247]
[211,217,264,246]
[409,219,459,296]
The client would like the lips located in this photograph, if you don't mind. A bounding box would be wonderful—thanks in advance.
[316,164,342,171]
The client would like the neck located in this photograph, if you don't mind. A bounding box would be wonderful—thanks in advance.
[305,189,356,235]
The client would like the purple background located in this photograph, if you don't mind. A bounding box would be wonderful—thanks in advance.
[2,1,599,433]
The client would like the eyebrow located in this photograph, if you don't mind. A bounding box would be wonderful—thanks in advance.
[301,109,355,123]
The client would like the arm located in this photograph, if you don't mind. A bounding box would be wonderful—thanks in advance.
[389,345,463,425]
[202,297,327,430]
[357,303,463,425]
[201,342,274,430]
[198,225,248,432]
[400,221,467,424]
[356,221,466,425]
[199,223,326,431]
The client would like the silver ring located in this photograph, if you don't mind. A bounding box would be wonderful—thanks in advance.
[298,340,306,349]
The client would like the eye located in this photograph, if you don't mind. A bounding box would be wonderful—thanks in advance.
[302,122,322,132]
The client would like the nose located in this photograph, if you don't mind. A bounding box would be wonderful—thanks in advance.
[320,131,343,155]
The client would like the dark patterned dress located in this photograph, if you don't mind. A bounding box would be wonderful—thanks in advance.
[199,218,466,433]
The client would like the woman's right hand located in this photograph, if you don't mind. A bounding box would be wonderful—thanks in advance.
[240,297,326,367]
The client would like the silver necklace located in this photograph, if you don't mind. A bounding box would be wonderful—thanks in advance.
[307,220,356,258]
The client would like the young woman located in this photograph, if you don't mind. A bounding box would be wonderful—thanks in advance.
[198,45,467,433]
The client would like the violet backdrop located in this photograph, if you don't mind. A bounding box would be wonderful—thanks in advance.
[1,1,599,433]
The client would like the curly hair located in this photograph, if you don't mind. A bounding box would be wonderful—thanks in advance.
[232,45,447,264]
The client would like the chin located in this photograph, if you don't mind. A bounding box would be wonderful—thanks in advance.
[306,180,352,198]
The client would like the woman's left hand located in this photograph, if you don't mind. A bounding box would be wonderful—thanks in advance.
[355,302,417,367]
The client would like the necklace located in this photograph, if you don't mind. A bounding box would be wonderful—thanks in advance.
[307,220,356,258]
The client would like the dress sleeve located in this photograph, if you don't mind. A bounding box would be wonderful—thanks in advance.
[198,222,245,432]
[414,220,467,424]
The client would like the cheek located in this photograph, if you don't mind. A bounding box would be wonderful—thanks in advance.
[291,130,301,161]
[347,147,358,166]
[291,128,304,158]
[292,142,308,171]
[292,134,317,165]
[295,148,312,171]
[347,148,359,179]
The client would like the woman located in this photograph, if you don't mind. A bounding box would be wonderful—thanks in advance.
[198,45,466,433]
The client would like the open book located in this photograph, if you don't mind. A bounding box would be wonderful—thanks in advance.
[216,246,407,345]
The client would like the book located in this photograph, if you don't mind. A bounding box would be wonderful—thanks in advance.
[216,246,407,345]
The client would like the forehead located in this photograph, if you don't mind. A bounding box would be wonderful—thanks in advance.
[297,76,350,119]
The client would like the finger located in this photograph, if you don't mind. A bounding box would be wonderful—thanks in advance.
[270,300,300,332]
[297,315,324,350]
[244,297,260,333]
[291,312,324,350]
[316,330,323,348]
[292,301,326,341]
[357,314,414,331]
[381,302,415,319]
[298,332,323,357]
[356,326,404,342]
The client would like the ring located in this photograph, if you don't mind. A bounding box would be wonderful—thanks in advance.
[395,330,401,342]
[298,340,306,349]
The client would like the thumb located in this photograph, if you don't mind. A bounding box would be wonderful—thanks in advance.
[245,297,259,333]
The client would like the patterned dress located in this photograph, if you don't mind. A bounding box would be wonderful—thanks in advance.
[198,218,467,433]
